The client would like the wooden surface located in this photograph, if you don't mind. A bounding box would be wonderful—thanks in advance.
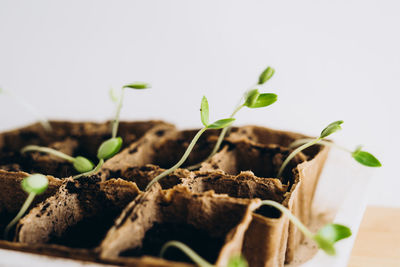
[348,206,400,267]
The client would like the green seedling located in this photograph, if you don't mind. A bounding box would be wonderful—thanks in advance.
[0,88,52,132]
[21,145,94,173]
[260,200,351,255]
[72,82,149,179]
[4,174,48,239]
[110,82,151,138]
[145,96,235,191]
[160,240,248,267]
[278,120,382,177]
[187,67,277,170]
[72,137,122,179]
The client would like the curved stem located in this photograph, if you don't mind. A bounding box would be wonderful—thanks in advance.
[260,200,314,240]
[4,192,36,239]
[160,241,214,267]
[72,159,104,180]
[21,145,75,162]
[277,138,320,178]
[146,127,208,190]
[187,105,244,170]
[112,88,125,139]
[290,138,352,153]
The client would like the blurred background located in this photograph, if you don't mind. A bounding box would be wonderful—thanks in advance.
[0,0,398,206]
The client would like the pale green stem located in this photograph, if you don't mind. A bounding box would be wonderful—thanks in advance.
[160,241,214,267]
[146,127,208,190]
[290,138,352,153]
[260,200,314,240]
[112,88,125,139]
[187,105,244,170]
[21,145,75,162]
[4,192,36,239]
[72,159,104,180]
[3,90,52,132]
[277,138,320,178]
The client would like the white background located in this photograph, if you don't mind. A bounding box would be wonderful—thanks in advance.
[0,0,398,206]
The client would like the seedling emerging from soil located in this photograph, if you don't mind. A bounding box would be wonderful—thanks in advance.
[21,145,94,173]
[145,96,235,190]
[187,67,277,170]
[278,120,382,177]
[0,88,52,132]
[160,240,248,267]
[72,137,122,180]
[260,200,351,255]
[110,82,150,138]
[4,174,48,239]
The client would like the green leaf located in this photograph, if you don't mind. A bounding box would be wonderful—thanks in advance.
[247,93,277,108]
[244,89,260,107]
[97,137,123,160]
[258,66,275,84]
[73,156,95,173]
[313,235,336,255]
[317,224,352,243]
[207,118,235,129]
[227,254,249,267]
[320,120,344,139]
[352,150,382,167]
[21,174,48,195]
[122,82,151,89]
[109,88,120,103]
[313,223,352,255]
[200,96,210,127]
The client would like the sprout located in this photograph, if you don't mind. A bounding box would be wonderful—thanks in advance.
[4,174,49,239]
[160,240,248,267]
[110,82,150,139]
[187,67,277,170]
[145,96,235,191]
[21,145,94,173]
[71,138,122,179]
[278,121,382,177]
[0,88,52,132]
[259,200,351,255]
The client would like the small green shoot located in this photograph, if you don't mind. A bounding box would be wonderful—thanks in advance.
[0,88,52,132]
[187,67,277,170]
[145,96,235,191]
[259,200,351,255]
[160,240,248,267]
[21,145,94,173]
[110,82,150,139]
[277,120,344,178]
[285,123,382,175]
[4,174,49,239]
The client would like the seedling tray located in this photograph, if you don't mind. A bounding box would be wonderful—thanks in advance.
[0,120,364,267]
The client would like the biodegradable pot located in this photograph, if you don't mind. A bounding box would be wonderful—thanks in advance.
[0,121,329,267]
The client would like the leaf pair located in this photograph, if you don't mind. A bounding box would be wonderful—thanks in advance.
[313,224,352,255]
[200,96,235,129]
[243,89,277,109]
[259,200,351,256]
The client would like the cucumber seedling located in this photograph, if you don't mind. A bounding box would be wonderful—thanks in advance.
[21,145,95,173]
[187,67,277,170]
[73,82,151,179]
[145,96,235,191]
[277,120,382,178]
[259,200,351,255]
[4,174,48,239]
[0,87,52,132]
[160,240,248,267]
